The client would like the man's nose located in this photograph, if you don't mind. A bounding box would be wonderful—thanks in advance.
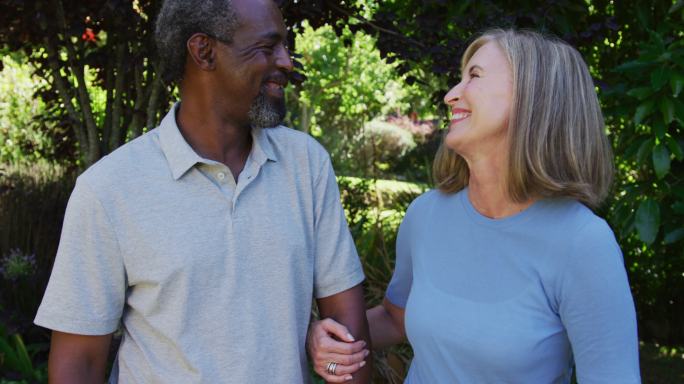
[276,44,294,72]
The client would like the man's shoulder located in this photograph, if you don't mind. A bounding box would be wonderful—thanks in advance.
[264,125,331,162]
[79,128,164,190]
[267,125,326,148]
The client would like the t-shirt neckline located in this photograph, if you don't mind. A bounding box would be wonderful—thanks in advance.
[458,187,543,228]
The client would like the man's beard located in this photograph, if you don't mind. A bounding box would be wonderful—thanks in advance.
[247,89,286,129]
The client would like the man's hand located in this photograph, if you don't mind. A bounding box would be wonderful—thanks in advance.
[308,318,369,382]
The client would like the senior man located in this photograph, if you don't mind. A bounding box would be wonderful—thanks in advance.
[35,0,371,382]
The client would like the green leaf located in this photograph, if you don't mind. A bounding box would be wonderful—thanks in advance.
[674,98,684,122]
[627,86,654,100]
[673,201,684,214]
[637,138,654,164]
[664,228,684,244]
[653,119,666,139]
[12,334,33,375]
[674,187,684,199]
[665,136,684,160]
[651,67,670,90]
[634,99,655,125]
[670,0,684,14]
[647,30,666,52]
[659,97,675,124]
[657,51,673,62]
[636,5,650,29]
[624,138,645,159]
[615,60,651,73]
[635,199,660,244]
[671,73,684,97]
[0,334,21,372]
[652,144,671,179]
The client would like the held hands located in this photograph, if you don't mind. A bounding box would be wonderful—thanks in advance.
[308,318,369,382]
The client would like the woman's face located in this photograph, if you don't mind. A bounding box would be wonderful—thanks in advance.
[443,41,513,159]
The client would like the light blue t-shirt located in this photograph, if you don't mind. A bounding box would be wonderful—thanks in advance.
[386,188,640,383]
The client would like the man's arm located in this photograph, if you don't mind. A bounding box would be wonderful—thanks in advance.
[316,283,371,384]
[48,331,113,384]
[308,297,405,380]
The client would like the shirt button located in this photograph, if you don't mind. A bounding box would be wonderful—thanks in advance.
[217,172,226,180]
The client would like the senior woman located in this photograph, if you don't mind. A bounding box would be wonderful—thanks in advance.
[308,29,641,383]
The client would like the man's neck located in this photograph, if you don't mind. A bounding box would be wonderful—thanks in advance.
[176,100,253,180]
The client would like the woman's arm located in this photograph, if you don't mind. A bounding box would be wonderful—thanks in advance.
[559,220,641,382]
[367,298,406,349]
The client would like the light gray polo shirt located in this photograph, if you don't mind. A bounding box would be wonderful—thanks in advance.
[35,104,365,383]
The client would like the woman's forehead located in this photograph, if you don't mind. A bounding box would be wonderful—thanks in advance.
[462,41,509,74]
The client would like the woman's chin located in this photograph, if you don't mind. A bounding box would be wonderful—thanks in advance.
[445,128,469,152]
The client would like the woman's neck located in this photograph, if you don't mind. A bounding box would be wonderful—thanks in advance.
[465,155,535,219]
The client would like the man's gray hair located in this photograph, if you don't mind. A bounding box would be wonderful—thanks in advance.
[155,0,239,84]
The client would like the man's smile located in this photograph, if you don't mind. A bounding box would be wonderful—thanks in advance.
[263,73,288,97]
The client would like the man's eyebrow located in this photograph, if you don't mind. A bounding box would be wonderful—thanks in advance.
[257,31,288,42]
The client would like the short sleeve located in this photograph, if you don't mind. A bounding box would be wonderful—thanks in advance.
[558,219,641,383]
[34,178,126,335]
[385,204,414,308]
[312,156,365,298]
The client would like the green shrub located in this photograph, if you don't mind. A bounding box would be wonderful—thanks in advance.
[287,21,434,177]
[0,324,47,383]
[0,55,56,165]
[359,120,416,176]
[0,162,75,325]
[601,14,684,343]
[337,176,426,382]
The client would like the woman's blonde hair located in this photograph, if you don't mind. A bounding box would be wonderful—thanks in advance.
[433,29,614,208]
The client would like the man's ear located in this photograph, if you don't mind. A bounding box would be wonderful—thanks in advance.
[187,33,216,71]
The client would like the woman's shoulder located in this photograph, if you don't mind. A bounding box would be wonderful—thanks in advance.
[536,199,621,268]
[536,198,610,234]
[405,188,462,215]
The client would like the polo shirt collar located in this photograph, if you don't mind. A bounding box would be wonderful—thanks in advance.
[159,103,278,180]
[251,126,278,165]
[159,103,204,180]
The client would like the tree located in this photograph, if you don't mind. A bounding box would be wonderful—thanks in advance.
[0,0,362,167]
[287,21,417,176]
[346,0,616,98]
[0,0,167,166]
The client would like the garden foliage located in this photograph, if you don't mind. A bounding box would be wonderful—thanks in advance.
[600,1,684,343]
[0,55,50,164]
[1,0,684,382]
[286,21,428,177]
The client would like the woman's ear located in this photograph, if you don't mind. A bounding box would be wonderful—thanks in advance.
[186,33,216,71]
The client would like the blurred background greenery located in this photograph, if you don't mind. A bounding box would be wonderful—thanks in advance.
[1,0,683,382]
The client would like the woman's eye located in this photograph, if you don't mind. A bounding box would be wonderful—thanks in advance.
[470,72,480,78]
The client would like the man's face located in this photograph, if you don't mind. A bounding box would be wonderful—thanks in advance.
[214,0,293,129]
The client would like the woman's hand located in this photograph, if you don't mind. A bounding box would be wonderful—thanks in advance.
[308,318,369,382]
